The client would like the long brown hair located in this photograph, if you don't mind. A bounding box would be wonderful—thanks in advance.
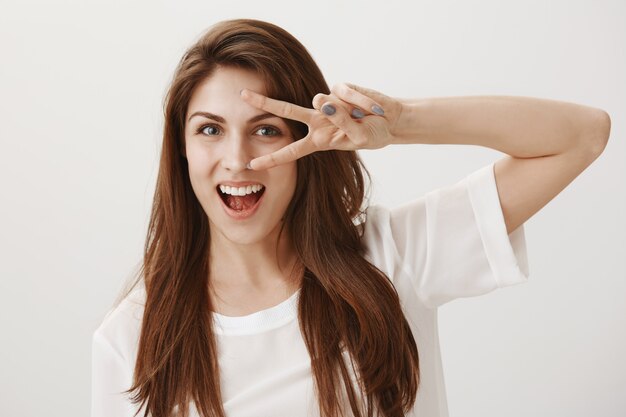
[119,18,420,417]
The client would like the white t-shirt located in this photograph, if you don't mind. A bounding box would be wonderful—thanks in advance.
[91,162,530,417]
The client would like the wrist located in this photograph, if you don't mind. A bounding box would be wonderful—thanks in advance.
[391,99,427,144]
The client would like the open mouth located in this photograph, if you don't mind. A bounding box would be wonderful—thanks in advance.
[217,184,266,212]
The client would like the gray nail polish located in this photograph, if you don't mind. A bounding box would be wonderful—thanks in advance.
[351,108,365,118]
[322,104,336,115]
[372,105,384,115]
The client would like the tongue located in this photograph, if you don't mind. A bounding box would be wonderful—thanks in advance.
[225,193,260,211]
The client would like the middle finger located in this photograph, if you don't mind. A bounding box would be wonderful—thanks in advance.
[313,93,366,119]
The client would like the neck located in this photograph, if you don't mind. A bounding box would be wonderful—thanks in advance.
[208,226,302,294]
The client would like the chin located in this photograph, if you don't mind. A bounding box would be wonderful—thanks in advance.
[223,229,264,245]
[206,211,281,243]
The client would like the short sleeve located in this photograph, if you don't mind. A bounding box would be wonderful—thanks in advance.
[91,329,139,417]
[385,162,529,308]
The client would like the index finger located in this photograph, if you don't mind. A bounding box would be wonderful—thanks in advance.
[249,137,318,170]
[240,89,311,124]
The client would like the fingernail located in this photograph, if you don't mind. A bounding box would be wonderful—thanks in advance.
[371,105,384,115]
[322,104,336,115]
[351,108,364,118]
[245,162,252,170]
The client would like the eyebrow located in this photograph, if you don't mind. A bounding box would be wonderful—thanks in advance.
[187,111,280,124]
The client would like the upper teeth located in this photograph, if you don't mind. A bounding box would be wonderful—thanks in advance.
[219,184,264,196]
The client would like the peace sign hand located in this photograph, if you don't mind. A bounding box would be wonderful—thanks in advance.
[240,83,404,170]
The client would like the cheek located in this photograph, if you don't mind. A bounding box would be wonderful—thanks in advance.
[185,148,219,201]
[276,163,297,198]
[186,143,217,174]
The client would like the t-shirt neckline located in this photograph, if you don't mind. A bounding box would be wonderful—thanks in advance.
[211,288,301,335]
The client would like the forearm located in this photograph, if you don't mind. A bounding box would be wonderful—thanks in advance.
[392,95,610,157]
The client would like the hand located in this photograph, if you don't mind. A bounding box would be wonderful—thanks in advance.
[240,82,404,170]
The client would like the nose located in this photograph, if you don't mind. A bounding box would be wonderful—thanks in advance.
[220,133,251,172]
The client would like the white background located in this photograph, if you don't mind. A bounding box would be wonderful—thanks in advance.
[1,0,624,416]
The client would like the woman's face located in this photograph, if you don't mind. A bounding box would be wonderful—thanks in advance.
[184,66,297,246]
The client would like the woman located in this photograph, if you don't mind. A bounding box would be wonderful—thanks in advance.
[91,18,611,417]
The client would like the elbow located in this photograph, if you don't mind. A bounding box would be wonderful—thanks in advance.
[584,109,611,157]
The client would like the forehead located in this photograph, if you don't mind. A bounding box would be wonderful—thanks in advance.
[186,67,268,118]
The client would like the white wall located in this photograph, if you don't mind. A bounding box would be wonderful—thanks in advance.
[1,0,624,415]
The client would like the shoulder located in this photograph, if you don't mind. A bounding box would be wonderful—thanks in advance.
[359,203,408,281]
[92,284,146,359]
[361,204,392,242]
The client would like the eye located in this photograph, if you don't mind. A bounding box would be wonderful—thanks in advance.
[196,124,221,136]
[194,124,283,138]
[254,125,282,137]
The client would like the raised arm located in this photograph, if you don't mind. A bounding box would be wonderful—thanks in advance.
[240,84,612,234]
[393,94,611,233]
